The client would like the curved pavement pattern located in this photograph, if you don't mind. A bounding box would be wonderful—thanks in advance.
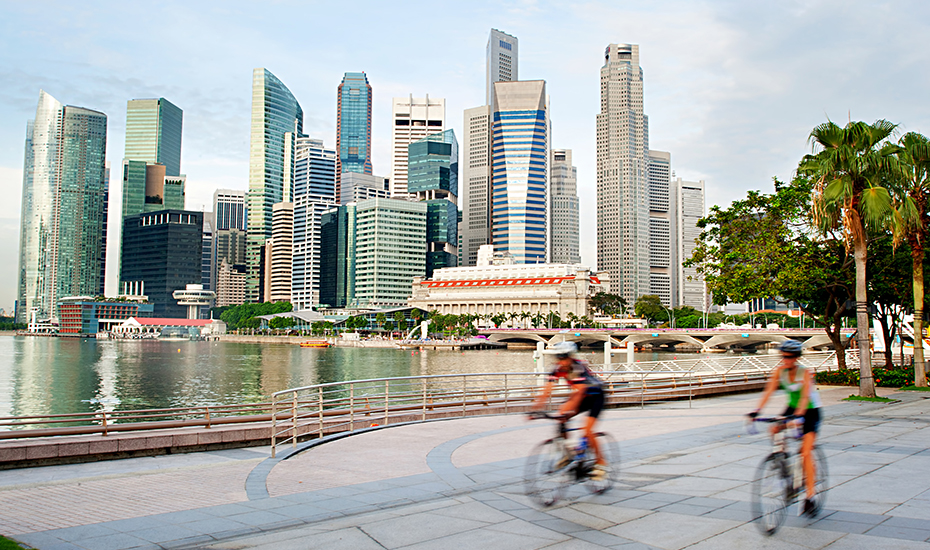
[3,386,930,549]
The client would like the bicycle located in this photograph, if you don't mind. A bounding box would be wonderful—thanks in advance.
[749,416,828,535]
[524,412,619,507]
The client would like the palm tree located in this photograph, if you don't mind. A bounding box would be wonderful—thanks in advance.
[800,119,904,397]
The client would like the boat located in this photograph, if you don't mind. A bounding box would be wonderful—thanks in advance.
[299,340,332,348]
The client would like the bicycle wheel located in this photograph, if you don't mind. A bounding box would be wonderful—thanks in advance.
[751,453,790,535]
[586,432,619,495]
[525,438,571,507]
[807,446,829,516]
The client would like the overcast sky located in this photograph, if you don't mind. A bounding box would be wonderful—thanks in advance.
[2,0,929,311]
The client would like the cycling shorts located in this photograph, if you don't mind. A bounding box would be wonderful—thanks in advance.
[577,387,605,419]
[783,406,821,435]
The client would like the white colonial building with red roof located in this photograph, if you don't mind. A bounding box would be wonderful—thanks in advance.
[409,260,608,320]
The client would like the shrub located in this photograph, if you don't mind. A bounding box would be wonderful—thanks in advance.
[815,364,915,388]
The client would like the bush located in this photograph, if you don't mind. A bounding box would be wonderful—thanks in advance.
[816,365,915,388]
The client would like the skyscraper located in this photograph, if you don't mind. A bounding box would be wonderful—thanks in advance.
[550,149,580,264]
[390,95,445,197]
[269,202,294,303]
[213,189,246,231]
[320,203,356,308]
[17,90,108,323]
[648,150,674,305]
[292,137,337,311]
[121,160,186,218]
[461,105,492,267]
[408,129,459,276]
[354,198,426,307]
[125,98,182,177]
[675,178,706,310]
[596,43,650,302]
[336,72,372,198]
[491,80,549,264]
[486,29,519,107]
[246,68,304,303]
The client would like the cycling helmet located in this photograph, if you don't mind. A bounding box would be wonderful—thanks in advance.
[546,341,578,358]
[778,339,803,356]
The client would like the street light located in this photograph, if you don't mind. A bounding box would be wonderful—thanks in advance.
[661,304,676,329]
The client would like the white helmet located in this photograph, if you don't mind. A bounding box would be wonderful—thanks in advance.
[545,341,578,357]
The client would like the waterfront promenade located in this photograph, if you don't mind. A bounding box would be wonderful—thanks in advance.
[2,386,929,549]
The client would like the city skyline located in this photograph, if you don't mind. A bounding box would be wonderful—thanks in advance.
[2,1,929,309]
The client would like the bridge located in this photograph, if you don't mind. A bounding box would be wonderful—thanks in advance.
[478,327,856,352]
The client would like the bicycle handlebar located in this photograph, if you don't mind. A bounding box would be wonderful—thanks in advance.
[527,411,565,421]
[746,415,801,438]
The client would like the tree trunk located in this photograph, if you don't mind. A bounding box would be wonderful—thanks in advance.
[854,234,876,397]
[877,312,894,368]
[911,236,928,386]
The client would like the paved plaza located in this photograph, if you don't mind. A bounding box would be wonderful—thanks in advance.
[2,386,929,549]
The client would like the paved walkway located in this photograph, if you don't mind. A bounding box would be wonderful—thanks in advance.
[3,386,930,549]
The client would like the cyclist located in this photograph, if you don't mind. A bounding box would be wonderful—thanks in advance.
[749,339,823,517]
[531,341,607,480]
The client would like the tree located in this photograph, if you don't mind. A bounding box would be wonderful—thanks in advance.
[375,312,387,331]
[394,311,408,334]
[490,313,506,329]
[895,132,930,386]
[634,295,666,326]
[800,119,905,397]
[384,321,394,336]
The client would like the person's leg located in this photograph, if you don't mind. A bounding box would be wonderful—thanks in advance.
[801,432,817,498]
[583,414,605,465]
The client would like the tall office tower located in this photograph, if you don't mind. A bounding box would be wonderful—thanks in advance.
[202,217,214,290]
[336,72,372,199]
[491,80,549,264]
[216,261,247,307]
[340,173,390,204]
[596,43,650,302]
[125,98,182,177]
[354,198,427,307]
[246,68,303,303]
[214,228,247,306]
[647,150,674,305]
[121,161,186,218]
[320,204,357,308]
[213,189,246,231]
[461,105,492,267]
[16,91,108,323]
[292,137,337,310]
[408,129,459,277]
[675,178,706,310]
[390,95,445,197]
[550,149,580,264]
[486,29,518,107]
[268,202,294,303]
[100,166,109,296]
[120,210,203,318]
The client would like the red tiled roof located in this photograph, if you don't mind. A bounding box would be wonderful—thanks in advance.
[129,318,217,326]
[423,276,601,288]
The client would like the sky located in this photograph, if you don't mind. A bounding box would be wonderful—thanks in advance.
[2,0,929,312]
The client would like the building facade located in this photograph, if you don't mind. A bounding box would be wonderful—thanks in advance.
[124,98,183,177]
[121,161,186,218]
[292,137,337,310]
[354,199,427,308]
[596,43,651,303]
[246,68,303,303]
[647,150,674,305]
[675,178,706,310]
[390,95,445,197]
[409,263,607,320]
[320,204,357,308]
[486,29,519,107]
[213,189,246,231]
[340,172,390,204]
[549,149,580,264]
[269,202,294,303]
[216,261,247,307]
[17,90,108,323]
[336,72,372,198]
[120,210,203,318]
[491,80,548,264]
[461,105,492,267]
[408,129,459,277]
[58,297,154,335]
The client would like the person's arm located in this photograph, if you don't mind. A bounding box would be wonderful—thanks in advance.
[558,383,585,417]
[752,368,781,415]
[533,380,556,411]
[795,368,812,417]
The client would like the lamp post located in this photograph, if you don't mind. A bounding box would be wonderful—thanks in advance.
[661,304,676,329]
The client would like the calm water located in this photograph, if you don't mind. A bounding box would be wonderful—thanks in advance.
[0,335,740,419]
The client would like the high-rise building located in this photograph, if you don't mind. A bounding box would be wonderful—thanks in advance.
[121,160,186,218]
[675,178,706,310]
[486,29,518,107]
[202,217,213,290]
[491,80,549,265]
[336,72,372,198]
[246,68,303,303]
[550,149,580,264]
[120,210,203,318]
[292,137,337,311]
[648,150,674,305]
[596,43,650,303]
[408,129,459,277]
[213,189,246,231]
[340,172,390,204]
[214,228,247,306]
[354,198,427,308]
[124,98,182,177]
[216,261,247,307]
[390,95,445,197]
[461,105,492,267]
[320,204,356,308]
[269,202,293,303]
[16,90,108,323]
[100,166,109,296]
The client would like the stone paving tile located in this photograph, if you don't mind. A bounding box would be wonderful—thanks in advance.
[547,506,618,531]
[685,523,839,550]
[67,532,159,550]
[130,523,202,543]
[865,524,930,542]
[178,517,251,535]
[529,517,590,534]
[429,500,515,523]
[484,518,572,542]
[604,511,740,550]
[208,526,384,550]
[569,503,652,525]
[822,533,930,549]
[222,510,293,527]
[357,511,491,548]
[657,502,716,516]
[809,518,875,535]
[399,526,560,550]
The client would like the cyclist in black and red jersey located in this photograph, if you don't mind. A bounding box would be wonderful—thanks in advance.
[531,341,607,480]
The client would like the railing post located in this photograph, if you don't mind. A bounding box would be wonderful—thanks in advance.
[421,378,427,421]
[350,383,355,432]
[462,375,467,416]
[689,372,692,408]
[384,380,390,425]
[317,386,324,436]
[101,410,108,436]
[641,374,645,409]
[292,391,298,449]
[504,374,508,414]
[271,396,277,458]
[205,406,211,428]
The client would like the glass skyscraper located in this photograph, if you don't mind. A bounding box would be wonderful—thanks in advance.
[336,72,372,198]
[246,68,304,303]
[292,137,337,310]
[408,129,459,276]
[125,98,183,177]
[17,90,108,323]
[491,80,548,265]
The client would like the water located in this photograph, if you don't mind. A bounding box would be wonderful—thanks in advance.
[0,335,745,419]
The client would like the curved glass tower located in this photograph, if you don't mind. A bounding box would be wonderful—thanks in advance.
[246,68,304,302]
[336,72,372,198]
[17,90,108,323]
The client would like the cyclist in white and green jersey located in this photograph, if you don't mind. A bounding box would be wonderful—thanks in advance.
[749,339,822,517]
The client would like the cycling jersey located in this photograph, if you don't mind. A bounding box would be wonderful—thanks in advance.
[549,359,604,391]
[779,365,822,409]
